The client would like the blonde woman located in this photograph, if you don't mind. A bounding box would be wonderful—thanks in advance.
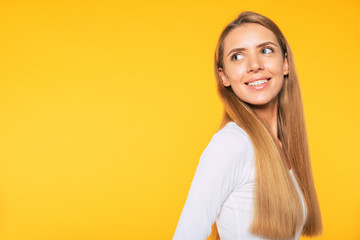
[173,11,322,240]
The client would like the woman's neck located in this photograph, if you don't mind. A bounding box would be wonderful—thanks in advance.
[251,98,291,170]
[251,98,279,139]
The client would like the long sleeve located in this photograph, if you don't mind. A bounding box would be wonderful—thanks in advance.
[173,127,251,240]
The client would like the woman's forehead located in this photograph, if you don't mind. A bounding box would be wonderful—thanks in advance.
[223,23,279,50]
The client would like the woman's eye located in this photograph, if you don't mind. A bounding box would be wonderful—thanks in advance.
[231,54,244,61]
[261,47,273,54]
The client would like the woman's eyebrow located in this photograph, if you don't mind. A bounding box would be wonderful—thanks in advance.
[227,41,277,57]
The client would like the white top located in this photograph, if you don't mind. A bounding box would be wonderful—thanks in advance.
[173,122,306,240]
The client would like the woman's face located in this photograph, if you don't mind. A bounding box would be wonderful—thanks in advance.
[219,23,289,106]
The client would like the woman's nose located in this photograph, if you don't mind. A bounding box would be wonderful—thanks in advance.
[246,54,264,73]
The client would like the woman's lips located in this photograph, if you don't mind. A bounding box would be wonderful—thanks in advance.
[246,78,271,90]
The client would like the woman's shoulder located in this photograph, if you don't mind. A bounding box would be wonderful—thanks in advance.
[196,121,254,184]
[213,121,251,145]
[204,121,253,159]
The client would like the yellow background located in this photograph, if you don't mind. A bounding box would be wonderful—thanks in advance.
[0,0,359,239]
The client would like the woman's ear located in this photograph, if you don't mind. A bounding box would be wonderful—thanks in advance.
[218,68,231,87]
[283,53,289,76]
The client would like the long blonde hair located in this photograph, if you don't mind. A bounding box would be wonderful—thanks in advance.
[210,11,322,239]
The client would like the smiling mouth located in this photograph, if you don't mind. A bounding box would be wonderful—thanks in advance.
[245,78,271,87]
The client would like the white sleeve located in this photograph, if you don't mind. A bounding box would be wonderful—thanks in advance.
[173,128,250,240]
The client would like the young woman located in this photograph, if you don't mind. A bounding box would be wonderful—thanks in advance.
[173,11,322,240]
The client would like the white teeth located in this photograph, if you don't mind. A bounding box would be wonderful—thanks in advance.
[248,79,268,86]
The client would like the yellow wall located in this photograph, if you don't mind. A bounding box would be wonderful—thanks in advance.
[0,0,359,239]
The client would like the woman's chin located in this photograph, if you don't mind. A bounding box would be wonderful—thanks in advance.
[245,97,278,108]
